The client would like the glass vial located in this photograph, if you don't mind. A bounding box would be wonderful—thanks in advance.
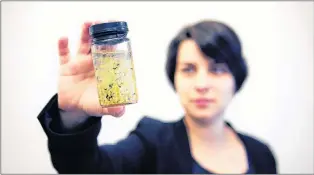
[89,21,138,107]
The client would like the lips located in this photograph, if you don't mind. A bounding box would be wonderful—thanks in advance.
[192,98,215,107]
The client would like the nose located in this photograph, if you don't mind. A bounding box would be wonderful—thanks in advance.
[195,70,210,93]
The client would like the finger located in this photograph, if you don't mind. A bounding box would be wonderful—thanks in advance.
[60,55,94,76]
[90,106,125,118]
[77,22,93,55]
[58,37,70,65]
[107,106,126,117]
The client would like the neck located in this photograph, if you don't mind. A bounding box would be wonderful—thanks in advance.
[184,114,228,147]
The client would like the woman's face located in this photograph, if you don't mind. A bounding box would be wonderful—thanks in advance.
[174,39,235,122]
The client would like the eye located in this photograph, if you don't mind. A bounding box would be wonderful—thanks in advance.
[210,63,229,74]
[182,67,194,73]
[181,64,196,73]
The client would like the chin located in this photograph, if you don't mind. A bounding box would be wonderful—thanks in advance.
[188,107,221,123]
[192,111,215,119]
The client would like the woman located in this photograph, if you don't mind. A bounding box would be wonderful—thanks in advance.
[37,20,277,174]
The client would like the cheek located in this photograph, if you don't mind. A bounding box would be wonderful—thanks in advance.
[216,76,235,101]
[175,75,192,92]
[174,75,194,101]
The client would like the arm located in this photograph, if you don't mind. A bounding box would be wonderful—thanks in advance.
[37,94,152,174]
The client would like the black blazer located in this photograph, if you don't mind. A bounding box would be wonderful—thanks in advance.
[38,94,277,174]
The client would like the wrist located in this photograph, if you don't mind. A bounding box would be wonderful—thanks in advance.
[59,109,90,130]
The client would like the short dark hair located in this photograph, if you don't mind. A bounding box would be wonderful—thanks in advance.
[165,20,248,92]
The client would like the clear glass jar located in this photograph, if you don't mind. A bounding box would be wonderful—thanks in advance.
[89,21,138,107]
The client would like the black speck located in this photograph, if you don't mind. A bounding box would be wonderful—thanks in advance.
[108,95,113,100]
[106,93,114,100]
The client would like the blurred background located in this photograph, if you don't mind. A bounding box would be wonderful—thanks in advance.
[1,1,313,174]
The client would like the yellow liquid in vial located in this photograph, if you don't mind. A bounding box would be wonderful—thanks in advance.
[92,51,138,107]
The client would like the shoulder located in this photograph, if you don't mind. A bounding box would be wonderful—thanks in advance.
[131,116,178,144]
[226,121,277,173]
[135,116,169,131]
[237,132,277,173]
[227,122,276,156]
[239,133,272,152]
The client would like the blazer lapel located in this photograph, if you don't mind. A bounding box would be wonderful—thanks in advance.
[225,121,261,173]
[173,118,193,173]
[172,119,258,173]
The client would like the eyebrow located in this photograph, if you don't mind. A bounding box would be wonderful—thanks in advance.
[178,62,195,65]
[177,59,216,66]
[177,62,196,67]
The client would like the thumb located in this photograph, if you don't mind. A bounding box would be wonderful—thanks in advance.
[105,106,126,117]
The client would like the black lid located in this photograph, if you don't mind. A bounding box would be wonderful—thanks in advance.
[89,21,128,37]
